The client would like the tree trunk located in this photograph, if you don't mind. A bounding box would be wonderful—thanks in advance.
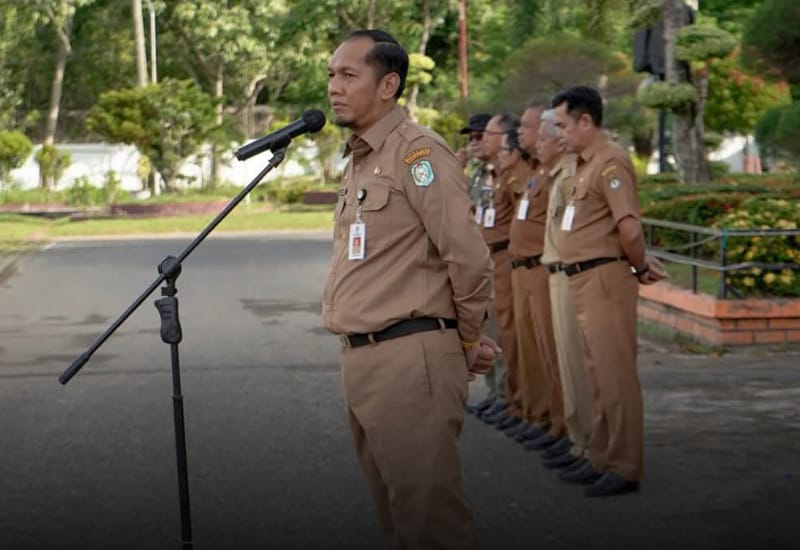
[367,0,376,28]
[132,0,148,86]
[458,0,468,99]
[662,0,709,183]
[41,11,73,189]
[210,60,223,189]
[405,0,432,122]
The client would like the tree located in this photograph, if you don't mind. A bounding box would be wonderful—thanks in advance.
[742,0,800,166]
[654,1,735,183]
[87,79,224,191]
[0,131,33,187]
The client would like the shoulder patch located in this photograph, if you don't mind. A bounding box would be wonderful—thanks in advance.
[403,147,432,165]
[410,160,435,187]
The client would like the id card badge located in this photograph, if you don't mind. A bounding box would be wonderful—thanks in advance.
[561,203,576,231]
[348,222,366,260]
[516,195,529,220]
[483,207,496,228]
[474,205,484,225]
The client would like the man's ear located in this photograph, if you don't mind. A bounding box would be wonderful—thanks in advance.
[380,72,401,101]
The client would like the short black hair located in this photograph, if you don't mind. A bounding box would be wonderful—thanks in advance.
[494,112,520,133]
[346,29,409,100]
[551,86,603,126]
[505,128,530,161]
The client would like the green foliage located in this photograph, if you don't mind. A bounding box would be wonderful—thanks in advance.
[715,197,800,297]
[495,32,624,109]
[65,175,102,206]
[87,79,226,191]
[755,103,800,165]
[34,144,72,190]
[0,130,33,185]
[637,81,696,111]
[675,25,737,62]
[705,53,791,135]
[742,0,800,85]
[628,1,661,30]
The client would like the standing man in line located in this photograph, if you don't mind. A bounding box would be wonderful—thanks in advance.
[476,113,524,430]
[506,106,568,453]
[324,29,496,548]
[535,109,591,469]
[551,86,666,497]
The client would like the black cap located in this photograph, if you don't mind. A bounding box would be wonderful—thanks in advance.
[459,113,492,135]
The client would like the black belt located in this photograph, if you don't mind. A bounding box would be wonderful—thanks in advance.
[339,317,458,348]
[563,257,623,277]
[511,255,543,269]
[489,240,509,254]
[547,262,565,274]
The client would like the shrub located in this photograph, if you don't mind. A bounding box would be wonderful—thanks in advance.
[34,145,72,190]
[65,176,104,206]
[0,130,33,186]
[715,197,800,297]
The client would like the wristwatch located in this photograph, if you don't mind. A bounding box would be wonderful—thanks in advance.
[631,263,650,277]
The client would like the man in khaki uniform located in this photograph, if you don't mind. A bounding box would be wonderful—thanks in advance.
[535,109,592,470]
[476,113,524,430]
[551,86,666,497]
[505,110,568,454]
[324,30,496,547]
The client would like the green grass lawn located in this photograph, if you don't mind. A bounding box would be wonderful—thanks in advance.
[0,208,334,254]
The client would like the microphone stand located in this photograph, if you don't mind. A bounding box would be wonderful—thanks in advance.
[59,147,288,549]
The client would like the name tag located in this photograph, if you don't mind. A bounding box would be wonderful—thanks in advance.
[474,205,484,225]
[561,204,575,231]
[483,207,496,228]
[348,222,366,260]
[516,198,529,220]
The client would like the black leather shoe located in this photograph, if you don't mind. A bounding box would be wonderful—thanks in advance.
[514,423,548,442]
[558,460,602,485]
[479,400,507,420]
[497,415,522,431]
[505,422,529,438]
[467,396,496,415]
[542,437,571,458]
[523,432,558,451]
[482,409,509,425]
[542,452,580,469]
[584,471,640,497]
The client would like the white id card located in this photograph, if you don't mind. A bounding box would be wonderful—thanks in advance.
[348,222,366,260]
[474,205,484,224]
[561,204,575,231]
[483,207,496,228]
[516,197,529,220]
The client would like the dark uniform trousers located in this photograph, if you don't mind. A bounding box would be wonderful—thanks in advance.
[492,249,520,413]
[569,260,644,481]
[341,329,479,550]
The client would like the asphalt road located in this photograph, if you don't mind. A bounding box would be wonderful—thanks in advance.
[1,235,798,550]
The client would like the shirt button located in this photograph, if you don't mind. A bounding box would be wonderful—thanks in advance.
[326,304,334,311]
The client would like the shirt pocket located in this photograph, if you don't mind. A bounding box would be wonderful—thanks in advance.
[359,183,392,248]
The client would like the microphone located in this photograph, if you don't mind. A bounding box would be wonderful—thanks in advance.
[235,109,326,161]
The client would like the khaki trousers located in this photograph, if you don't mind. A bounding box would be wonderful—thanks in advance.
[569,260,644,481]
[492,249,520,413]
[549,270,592,457]
[341,329,479,550]
[510,266,548,426]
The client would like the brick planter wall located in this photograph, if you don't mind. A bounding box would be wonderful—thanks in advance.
[638,283,800,346]
[110,201,230,217]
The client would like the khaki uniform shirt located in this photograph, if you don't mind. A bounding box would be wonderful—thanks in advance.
[322,106,492,343]
[482,163,525,246]
[558,135,639,264]
[541,153,578,264]
[508,161,549,260]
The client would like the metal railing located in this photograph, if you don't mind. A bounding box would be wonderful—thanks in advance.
[641,217,800,299]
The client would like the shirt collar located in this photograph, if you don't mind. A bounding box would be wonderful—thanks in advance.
[343,105,407,157]
[550,153,578,177]
[578,132,609,164]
